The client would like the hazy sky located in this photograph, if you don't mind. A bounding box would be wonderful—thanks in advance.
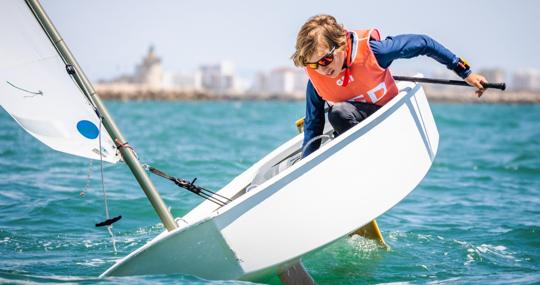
[41,0,539,83]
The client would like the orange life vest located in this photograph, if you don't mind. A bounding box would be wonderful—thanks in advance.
[306,29,399,106]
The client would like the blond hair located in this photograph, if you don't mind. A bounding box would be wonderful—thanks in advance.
[291,15,347,67]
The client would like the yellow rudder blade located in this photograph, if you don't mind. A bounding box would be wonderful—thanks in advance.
[353,220,388,248]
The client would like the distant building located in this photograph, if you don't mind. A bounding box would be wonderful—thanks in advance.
[167,71,202,92]
[251,72,270,97]
[478,68,505,83]
[99,45,165,90]
[252,67,307,98]
[268,67,296,95]
[292,69,309,93]
[198,61,241,95]
[133,46,164,88]
[512,69,540,91]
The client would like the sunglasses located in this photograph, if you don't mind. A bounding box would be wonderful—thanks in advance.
[306,46,337,69]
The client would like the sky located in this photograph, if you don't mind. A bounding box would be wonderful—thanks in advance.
[41,0,540,84]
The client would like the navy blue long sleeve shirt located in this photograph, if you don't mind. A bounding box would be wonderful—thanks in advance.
[302,34,471,157]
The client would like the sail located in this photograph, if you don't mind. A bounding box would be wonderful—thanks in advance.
[0,0,119,163]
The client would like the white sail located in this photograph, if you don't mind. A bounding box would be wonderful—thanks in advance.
[0,0,119,163]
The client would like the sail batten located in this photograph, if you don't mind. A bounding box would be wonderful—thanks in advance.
[0,0,119,163]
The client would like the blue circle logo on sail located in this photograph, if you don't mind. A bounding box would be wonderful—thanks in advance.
[76,120,99,139]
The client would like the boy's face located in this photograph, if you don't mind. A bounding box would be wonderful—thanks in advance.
[307,43,346,78]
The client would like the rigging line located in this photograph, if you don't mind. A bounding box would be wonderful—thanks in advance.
[177,177,231,202]
[145,165,231,206]
[172,176,232,203]
[167,178,225,205]
[197,186,232,202]
[191,185,229,203]
[193,191,226,207]
[201,194,227,207]
[173,178,228,206]
[99,119,117,253]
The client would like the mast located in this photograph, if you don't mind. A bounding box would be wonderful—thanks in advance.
[24,0,177,231]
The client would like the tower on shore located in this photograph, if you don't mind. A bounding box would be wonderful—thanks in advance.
[134,45,164,88]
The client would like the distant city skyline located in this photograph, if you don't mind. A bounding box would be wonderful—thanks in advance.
[99,46,539,94]
[42,0,540,87]
[98,46,310,97]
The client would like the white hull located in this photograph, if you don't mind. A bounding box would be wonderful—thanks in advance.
[102,80,439,280]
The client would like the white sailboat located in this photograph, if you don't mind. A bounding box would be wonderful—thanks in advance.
[100,78,438,280]
[1,0,439,282]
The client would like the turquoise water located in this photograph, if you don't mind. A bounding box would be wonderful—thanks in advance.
[0,101,539,284]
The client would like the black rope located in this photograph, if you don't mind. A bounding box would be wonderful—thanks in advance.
[146,166,232,207]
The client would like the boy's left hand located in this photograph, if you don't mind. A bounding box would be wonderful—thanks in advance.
[465,73,488,97]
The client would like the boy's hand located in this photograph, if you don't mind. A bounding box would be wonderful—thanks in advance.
[465,73,488,97]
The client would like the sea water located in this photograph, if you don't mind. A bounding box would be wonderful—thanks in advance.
[0,101,539,284]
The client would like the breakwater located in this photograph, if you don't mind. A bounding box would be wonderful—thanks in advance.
[95,84,540,103]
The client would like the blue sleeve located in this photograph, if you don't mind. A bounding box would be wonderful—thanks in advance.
[370,34,471,79]
[302,80,325,158]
